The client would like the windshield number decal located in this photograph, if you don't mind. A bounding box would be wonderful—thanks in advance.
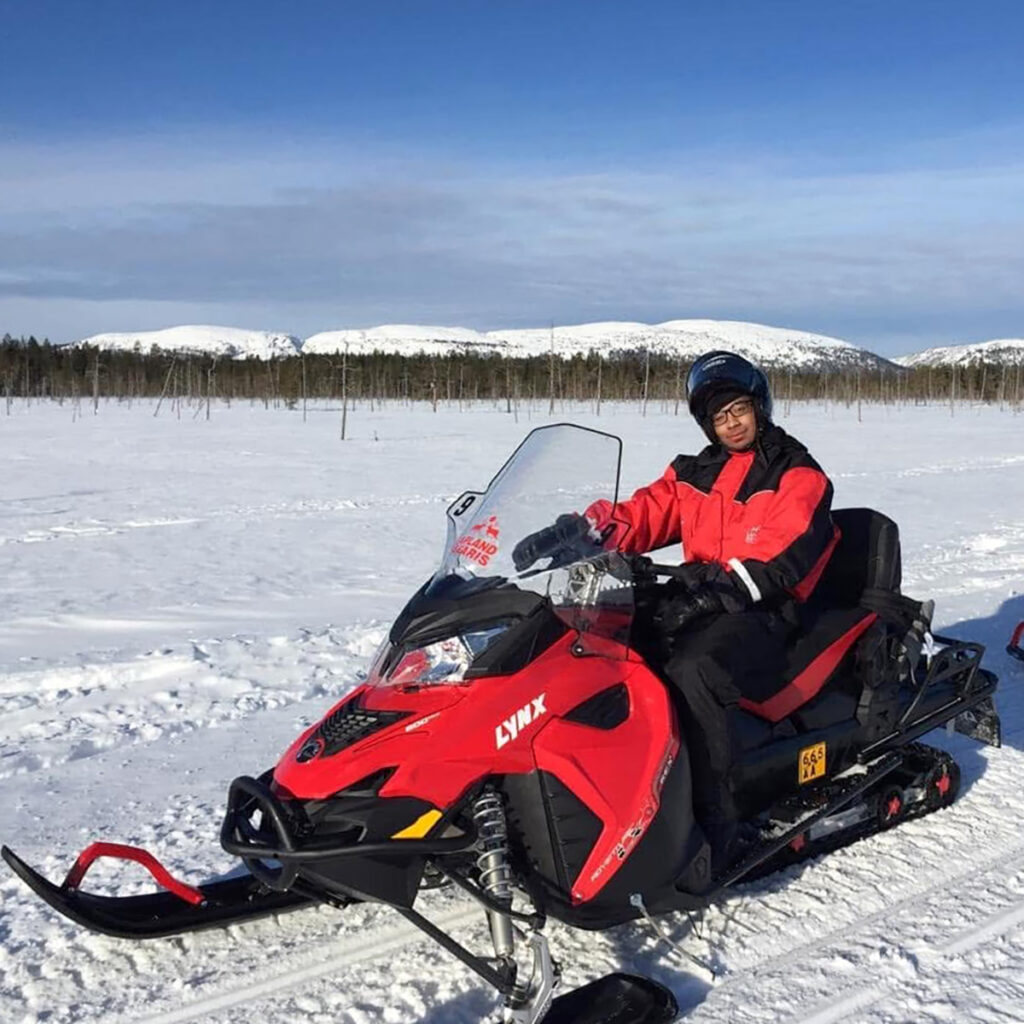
[452,494,476,517]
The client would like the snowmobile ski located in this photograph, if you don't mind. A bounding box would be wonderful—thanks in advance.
[1,844,314,939]
[542,972,678,1024]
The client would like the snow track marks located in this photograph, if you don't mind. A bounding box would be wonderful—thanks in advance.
[124,904,482,1024]
[697,816,1024,1022]
[0,624,384,779]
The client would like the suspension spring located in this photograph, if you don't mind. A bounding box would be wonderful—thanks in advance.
[473,789,515,961]
[473,790,512,904]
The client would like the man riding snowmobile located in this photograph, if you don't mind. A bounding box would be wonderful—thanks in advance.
[514,351,837,870]
[4,409,1004,1024]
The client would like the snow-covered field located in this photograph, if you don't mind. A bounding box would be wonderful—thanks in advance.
[1,398,1023,1024]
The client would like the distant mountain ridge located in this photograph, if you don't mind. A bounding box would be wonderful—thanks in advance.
[893,338,1024,369]
[303,319,895,372]
[73,319,898,372]
[74,325,302,361]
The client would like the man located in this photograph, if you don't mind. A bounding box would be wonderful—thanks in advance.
[520,351,838,870]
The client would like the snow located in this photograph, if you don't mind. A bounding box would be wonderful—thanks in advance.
[66,321,1024,371]
[895,338,1024,368]
[72,325,302,360]
[306,318,885,370]
[1,397,1024,1023]
[70,318,891,371]
[303,323,496,357]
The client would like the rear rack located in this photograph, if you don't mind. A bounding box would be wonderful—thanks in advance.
[859,634,999,762]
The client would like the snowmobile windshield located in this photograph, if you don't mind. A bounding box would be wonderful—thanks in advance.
[427,423,634,653]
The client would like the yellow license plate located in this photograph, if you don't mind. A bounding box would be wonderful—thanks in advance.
[799,742,827,784]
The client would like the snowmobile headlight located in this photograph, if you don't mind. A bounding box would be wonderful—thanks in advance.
[386,625,509,687]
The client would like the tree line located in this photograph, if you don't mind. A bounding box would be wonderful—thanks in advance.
[2,334,1022,414]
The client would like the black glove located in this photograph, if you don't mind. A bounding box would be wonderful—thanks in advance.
[512,514,593,573]
[653,583,725,634]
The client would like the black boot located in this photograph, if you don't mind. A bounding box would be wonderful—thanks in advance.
[698,812,738,877]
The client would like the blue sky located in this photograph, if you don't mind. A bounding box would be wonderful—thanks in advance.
[2,0,1023,354]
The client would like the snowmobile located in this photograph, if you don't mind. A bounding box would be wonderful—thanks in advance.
[3,424,1002,1024]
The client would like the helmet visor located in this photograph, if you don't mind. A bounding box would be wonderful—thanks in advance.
[686,352,762,403]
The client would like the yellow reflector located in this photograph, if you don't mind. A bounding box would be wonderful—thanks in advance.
[391,809,442,840]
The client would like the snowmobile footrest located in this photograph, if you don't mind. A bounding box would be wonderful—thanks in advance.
[2,844,315,939]
[544,973,678,1024]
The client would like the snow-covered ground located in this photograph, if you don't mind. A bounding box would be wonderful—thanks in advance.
[1,398,1023,1024]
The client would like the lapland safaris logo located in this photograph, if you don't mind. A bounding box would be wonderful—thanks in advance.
[472,515,501,540]
[745,524,762,545]
[452,515,501,567]
[495,694,547,749]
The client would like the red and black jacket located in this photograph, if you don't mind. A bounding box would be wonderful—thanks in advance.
[587,425,839,610]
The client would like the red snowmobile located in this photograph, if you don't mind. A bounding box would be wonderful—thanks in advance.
[3,424,1002,1024]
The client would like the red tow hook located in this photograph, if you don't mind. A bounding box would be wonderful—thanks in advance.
[62,842,205,907]
[1009,621,1024,662]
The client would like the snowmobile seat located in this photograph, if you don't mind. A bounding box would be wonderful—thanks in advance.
[814,507,902,607]
[737,607,878,724]
[735,509,900,726]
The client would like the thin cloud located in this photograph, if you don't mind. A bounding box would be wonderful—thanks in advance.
[2,130,1023,350]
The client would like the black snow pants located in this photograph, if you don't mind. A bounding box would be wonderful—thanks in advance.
[661,607,796,867]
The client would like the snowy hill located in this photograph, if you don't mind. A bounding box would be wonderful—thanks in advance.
[72,325,301,360]
[68,319,896,371]
[305,319,894,372]
[302,323,506,358]
[895,338,1024,368]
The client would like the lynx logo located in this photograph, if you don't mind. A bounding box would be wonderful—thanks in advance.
[495,694,547,749]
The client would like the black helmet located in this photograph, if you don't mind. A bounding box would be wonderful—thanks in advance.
[686,350,773,441]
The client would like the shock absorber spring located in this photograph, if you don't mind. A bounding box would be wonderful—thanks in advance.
[472,789,514,958]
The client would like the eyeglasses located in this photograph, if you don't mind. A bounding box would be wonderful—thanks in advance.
[711,399,754,427]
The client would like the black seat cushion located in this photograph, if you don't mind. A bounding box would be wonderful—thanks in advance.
[814,508,901,608]
[738,606,877,722]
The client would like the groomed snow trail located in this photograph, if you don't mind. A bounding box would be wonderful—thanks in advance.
[1,401,1023,1023]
